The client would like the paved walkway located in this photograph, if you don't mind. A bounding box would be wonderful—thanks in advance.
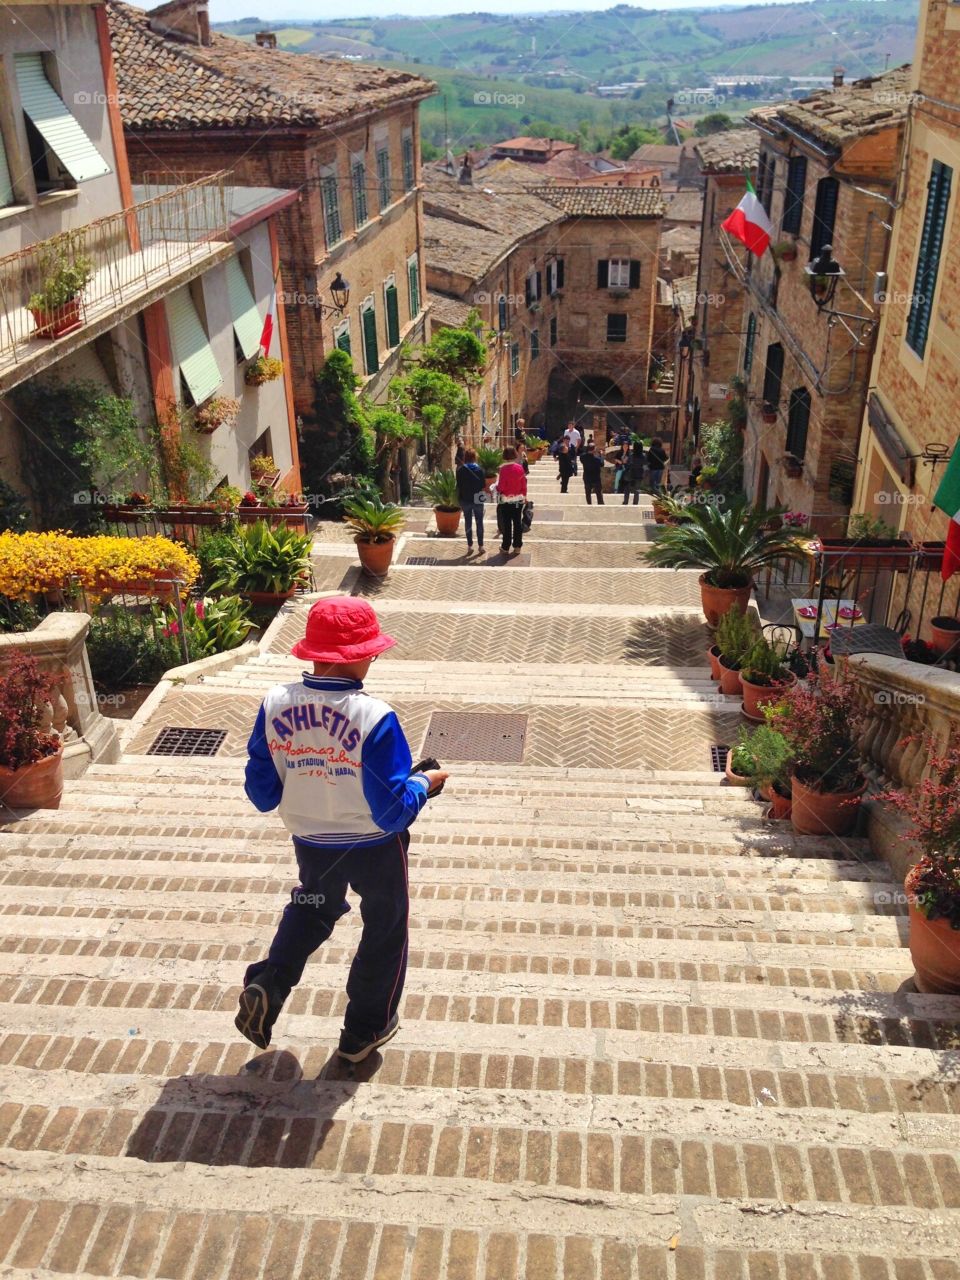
[1,458,960,1278]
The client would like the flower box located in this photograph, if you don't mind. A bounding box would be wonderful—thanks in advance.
[237,502,309,533]
[818,538,915,572]
[30,298,83,340]
[102,504,154,524]
[917,540,947,572]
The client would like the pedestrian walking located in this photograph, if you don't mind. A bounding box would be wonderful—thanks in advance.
[518,443,530,475]
[612,441,630,493]
[238,596,448,1061]
[496,445,528,553]
[557,442,575,493]
[456,447,486,554]
[563,422,581,474]
[622,444,645,505]
[647,437,669,492]
[581,441,605,505]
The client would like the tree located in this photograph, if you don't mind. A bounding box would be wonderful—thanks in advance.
[300,349,375,500]
[608,124,661,160]
[419,322,486,384]
[694,112,735,137]
[392,367,470,468]
[369,405,422,503]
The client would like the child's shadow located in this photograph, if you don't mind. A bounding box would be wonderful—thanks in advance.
[125,1047,384,1169]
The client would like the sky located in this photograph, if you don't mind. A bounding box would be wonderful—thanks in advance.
[208,0,814,21]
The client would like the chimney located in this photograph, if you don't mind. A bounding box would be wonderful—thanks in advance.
[833,66,845,88]
[147,0,211,46]
[255,31,277,48]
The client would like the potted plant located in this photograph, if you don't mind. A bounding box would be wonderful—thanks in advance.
[477,446,504,491]
[819,513,915,572]
[27,234,94,339]
[769,678,866,836]
[207,521,312,605]
[715,607,755,697]
[724,727,755,786]
[417,470,462,536]
[707,638,722,680]
[523,434,545,463]
[0,652,63,810]
[646,495,806,626]
[245,355,284,386]
[761,402,778,424]
[782,510,810,535]
[250,455,281,488]
[739,635,795,721]
[784,454,804,479]
[901,635,938,665]
[771,240,798,263]
[929,615,960,657]
[193,396,240,434]
[342,494,405,577]
[651,486,688,526]
[877,734,960,993]
[917,541,946,572]
[741,722,793,816]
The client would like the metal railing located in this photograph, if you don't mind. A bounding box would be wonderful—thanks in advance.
[0,173,230,367]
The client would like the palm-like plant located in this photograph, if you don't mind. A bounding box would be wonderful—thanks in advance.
[646,495,806,588]
[207,522,312,594]
[416,469,460,512]
[342,495,405,545]
[476,445,504,477]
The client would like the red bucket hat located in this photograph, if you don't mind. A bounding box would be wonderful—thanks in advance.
[291,596,396,664]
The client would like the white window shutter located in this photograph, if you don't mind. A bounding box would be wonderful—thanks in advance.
[166,288,222,405]
[225,257,262,360]
[15,54,111,184]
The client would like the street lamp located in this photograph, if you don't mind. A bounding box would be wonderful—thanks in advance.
[310,270,350,318]
[804,245,844,310]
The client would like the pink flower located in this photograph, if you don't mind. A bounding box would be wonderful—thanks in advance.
[162,622,180,638]
[193,600,205,620]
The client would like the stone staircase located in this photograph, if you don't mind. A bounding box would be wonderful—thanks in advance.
[1,457,959,1278]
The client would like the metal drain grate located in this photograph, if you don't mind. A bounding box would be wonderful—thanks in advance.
[710,744,729,773]
[422,711,527,763]
[407,556,439,566]
[147,727,227,757]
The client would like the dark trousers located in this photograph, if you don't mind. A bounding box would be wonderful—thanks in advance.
[622,482,641,505]
[461,501,484,548]
[245,830,410,1040]
[648,469,664,491]
[498,502,523,549]
[583,478,604,504]
[559,473,570,493]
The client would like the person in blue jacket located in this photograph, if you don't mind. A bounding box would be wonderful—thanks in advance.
[238,596,448,1061]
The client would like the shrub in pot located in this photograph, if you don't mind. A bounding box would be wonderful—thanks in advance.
[207,521,312,604]
[477,446,504,490]
[741,723,792,817]
[27,235,94,339]
[244,355,284,386]
[0,652,63,810]
[646,494,805,626]
[416,470,462,536]
[878,734,960,993]
[725,727,755,786]
[715,608,755,696]
[739,636,794,721]
[342,495,405,577]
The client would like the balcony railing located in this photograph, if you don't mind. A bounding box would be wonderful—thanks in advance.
[0,173,230,377]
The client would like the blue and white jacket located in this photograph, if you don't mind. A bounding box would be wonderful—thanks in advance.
[244,674,430,850]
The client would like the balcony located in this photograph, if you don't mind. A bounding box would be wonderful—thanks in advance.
[0,174,233,392]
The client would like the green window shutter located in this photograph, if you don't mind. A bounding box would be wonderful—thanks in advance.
[402,135,415,190]
[907,160,953,358]
[321,175,342,246]
[166,288,222,405]
[336,325,351,355]
[762,342,784,408]
[385,284,400,346]
[408,258,420,318]
[362,305,379,374]
[809,177,839,259]
[352,161,368,227]
[377,148,391,210]
[530,328,539,359]
[15,53,111,183]
[786,387,811,460]
[782,155,807,235]
[743,312,756,376]
[510,341,519,375]
[225,256,262,360]
[0,133,14,207]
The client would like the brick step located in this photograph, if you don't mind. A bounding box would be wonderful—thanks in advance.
[411,521,656,543]
[243,656,715,680]
[346,565,703,607]
[398,542,654,568]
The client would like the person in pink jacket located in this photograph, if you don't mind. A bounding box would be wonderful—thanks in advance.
[496,446,528,554]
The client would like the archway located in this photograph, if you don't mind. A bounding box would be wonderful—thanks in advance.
[545,369,625,439]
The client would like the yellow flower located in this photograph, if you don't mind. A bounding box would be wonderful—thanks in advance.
[0,532,199,601]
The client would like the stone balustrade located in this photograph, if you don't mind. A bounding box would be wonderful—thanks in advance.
[0,613,120,779]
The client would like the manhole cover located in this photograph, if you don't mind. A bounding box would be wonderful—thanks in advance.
[422,712,527,763]
[710,744,729,772]
[147,727,227,757]
[407,556,439,566]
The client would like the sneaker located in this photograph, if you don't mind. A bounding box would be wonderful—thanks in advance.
[235,964,286,1049]
[500,543,510,553]
[337,1013,400,1063]
[477,544,485,554]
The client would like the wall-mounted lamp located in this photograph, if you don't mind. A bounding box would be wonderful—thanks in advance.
[804,245,844,310]
[309,270,350,318]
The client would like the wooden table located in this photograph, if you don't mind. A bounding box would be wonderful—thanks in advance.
[792,597,868,644]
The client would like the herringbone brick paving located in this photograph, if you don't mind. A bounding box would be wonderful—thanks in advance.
[1,457,959,1278]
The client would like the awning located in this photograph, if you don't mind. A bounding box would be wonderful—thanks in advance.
[225,256,262,360]
[166,288,222,405]
[15,54,111,184]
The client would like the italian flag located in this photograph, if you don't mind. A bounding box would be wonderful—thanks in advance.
[721,177,773,257]
[259,268,279,355]
[933,447,960,582]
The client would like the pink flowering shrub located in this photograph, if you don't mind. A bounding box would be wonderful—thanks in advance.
[0,653,60,770]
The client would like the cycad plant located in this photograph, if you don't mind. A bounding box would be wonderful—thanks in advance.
[207,522,312,595]
[416,470,460,512]
[646,494,806,589]
[342,495,406,545]
[476,445,504,478]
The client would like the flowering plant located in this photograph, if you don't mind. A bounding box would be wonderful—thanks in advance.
[244,356,283,386]
[782,511,809,529]
[125,492,151,507]
[878,736,960,926]
[0,652,61,770]
[154,594,254,657]
[764,675,864,793]
[193,397,240,433]
[0,532,200,600]
[240,491,259,508]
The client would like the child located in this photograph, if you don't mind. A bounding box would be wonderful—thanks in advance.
[238,596,448,1061]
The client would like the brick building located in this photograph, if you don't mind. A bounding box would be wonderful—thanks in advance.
[108,0,435,434]
[684,128,760,450]
[849,0,960,636]
[739,69,910,531]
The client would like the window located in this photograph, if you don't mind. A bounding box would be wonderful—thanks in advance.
[550,316,557,347]
[782,155,807,235]
[225,255,262,361]
[606,314,627,343]
[598,258,640,289]
[384,276,400,347]
[320,174,342,247]
[761,342,784,409]
[352,159,368,228]
[510,341,520,376]
[743,312,756,376]
[376,146,391,211]
[407,254,421,319]
[166,287,222,406]
[906,159,953,358]
[334,318,351,356]
[15,53,111,189]
[401,132,415,191]
[547,258,565,293]
[481,399,487,431]
[361,299,379,375]
[785,387,811,460]
[525,270,542,306]
[498,295,507,331]
[0,132,14,207]
[756,150,775,216]
[809,177,839,260]
[530,328,540,359]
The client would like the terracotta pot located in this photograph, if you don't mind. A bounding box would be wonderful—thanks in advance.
[790,773,865,836]
[724,753,751,786]
[434,507,461,537]
[929,616,960,656]
[95,573,174,601]
[707,644,722,681]
[0,746,63,810]
[769,784,792,820]
[699,573,752,628]
[761,411,778,424]
[740,670,796,721]
[718,655,742,696]
[245,588,297,607]
[356,535,396,577]
[905,863,960,994]
[29,298,82,339]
